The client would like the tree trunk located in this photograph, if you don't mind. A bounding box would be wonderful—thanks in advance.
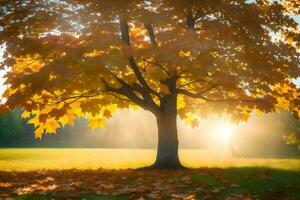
[152,94,183,169]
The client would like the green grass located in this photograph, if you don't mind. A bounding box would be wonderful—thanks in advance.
[0,148,299,171]
[192,167,300,200]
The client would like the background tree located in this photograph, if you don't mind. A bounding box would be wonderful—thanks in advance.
[0,109,31,146]
[283,112,300,150]
[0,0,299,168]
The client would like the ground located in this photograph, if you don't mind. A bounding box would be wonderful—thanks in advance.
[0,149,299,200]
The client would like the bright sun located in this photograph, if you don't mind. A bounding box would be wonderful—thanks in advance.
[218,123,233,142]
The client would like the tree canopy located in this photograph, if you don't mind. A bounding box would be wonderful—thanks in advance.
[0,0,299,138]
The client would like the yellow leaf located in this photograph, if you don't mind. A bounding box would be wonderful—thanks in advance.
[59,111,75,127]
[34,127,44,139]
[28,116,40,128]
[21,111,31,119]
[13,54,44,73]
[276,97,289,110]
[237,106,251,121]
[106,104,117,113]
[88,118,106,130]
[227,91,235,97]
[293,108,300,119]
[184,112,197,125]
[44,118,60,134]
[0,105,10,114]
[285,36,293,44]
[177,95,186,110]
[130,105,140,110]
[255,109,264,116]
[3,88,17,98]
[103,109,112,118]
[71,102,84,117]
[84,50,105,57]
[179,50,191,57]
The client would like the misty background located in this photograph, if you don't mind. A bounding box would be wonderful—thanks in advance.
[0,109,299,157]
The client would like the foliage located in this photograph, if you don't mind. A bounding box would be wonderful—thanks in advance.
[0,0,299,138]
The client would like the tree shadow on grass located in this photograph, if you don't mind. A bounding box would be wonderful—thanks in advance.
[0,167,299,200]
[14,194,128,200]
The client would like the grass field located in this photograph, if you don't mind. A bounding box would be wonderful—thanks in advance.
[0,148,299,171]
[0,148,300,199]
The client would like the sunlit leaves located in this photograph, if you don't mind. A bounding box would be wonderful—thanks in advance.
[13,54,44,74]
[58,110,76,127]
[276,97,290,110]
[34,126,45,139]
[178,50,192,58]
[0,0,299,138]
[84,50,105,58]
[21,111,31,119]
[88,117,106,131]
[27,117,40,128]
[177,95,186,110]
[183,112,199,128]
[283,0,300,14]
[44,118,60,134]
[238,106,252,121]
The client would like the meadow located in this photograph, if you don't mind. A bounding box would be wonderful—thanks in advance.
[0,148,300,171]
[0,148,300,199]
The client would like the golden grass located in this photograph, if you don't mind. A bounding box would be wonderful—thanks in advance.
[0,148,299,171]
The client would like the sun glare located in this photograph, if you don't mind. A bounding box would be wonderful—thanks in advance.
[218,123,233,142]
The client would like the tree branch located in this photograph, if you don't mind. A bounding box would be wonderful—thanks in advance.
[110,71,161,100]
[102,78,159,113]
[52,90,104,105]
[142,59,171,78]
[178,78,214,88]
[119,17,160,112]
[185,9,195,30]
[119,17,130,45]
[178,89,264,103]
[144,23,157,46]
[106,92,131,102]
[128,56,151,90]
[119,17,154,92]
[177,85,219,97]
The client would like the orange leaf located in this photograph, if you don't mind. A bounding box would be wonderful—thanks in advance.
[0,105,10,114]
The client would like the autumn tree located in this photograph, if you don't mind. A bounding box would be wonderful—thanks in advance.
[0,0,299,168]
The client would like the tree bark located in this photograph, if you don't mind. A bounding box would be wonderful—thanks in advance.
[152,94,183,169]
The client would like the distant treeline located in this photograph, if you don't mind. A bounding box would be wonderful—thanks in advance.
[0,109,299,157]
[0,109,110,148]
[0,109,35,147]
